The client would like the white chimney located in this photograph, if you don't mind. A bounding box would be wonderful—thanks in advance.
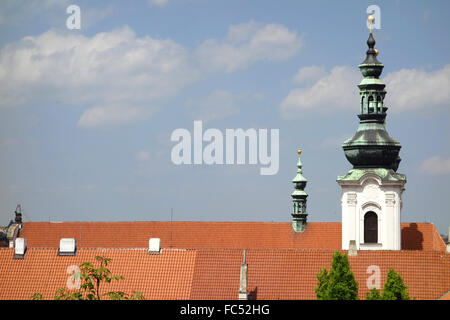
[148,238,161,254]
[238,250,248,300]
[14,237,27,259]
[348,240,358,256]
[58,238,77,256]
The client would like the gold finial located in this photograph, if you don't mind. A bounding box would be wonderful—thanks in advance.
[375,48,379,56]
[368,15,375,34]
[297,148,302,157]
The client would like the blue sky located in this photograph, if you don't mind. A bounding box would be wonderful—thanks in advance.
[0,0,449,235]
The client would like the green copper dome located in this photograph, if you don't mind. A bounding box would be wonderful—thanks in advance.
[342,31,402,172]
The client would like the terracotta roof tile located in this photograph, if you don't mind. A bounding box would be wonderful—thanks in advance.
[0,248,449,300]
[401,223,446,251]
[18,221,445,251]
[2,221,448,300]
[190,249,450,300]
[0,248,196,300]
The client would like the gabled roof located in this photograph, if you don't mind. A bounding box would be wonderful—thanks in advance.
[18,221,446,251]
[0,248,449,300]
[2,221,447,300]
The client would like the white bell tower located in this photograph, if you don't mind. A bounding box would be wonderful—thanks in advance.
[338,169,405,250]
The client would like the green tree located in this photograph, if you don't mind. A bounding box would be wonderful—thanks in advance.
[365,268,409,300]
[31,256,144,300]
[366,287,382,300]
[315,268,330,300]
[381,269,409,300]
[315,251,359,300]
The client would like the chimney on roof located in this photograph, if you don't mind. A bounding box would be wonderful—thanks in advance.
[58,238,77,256]
[238,250,248,300]
[148,238,161,254]
[13,238,27,259]
[14,205,22,224]
[348,240,358,256]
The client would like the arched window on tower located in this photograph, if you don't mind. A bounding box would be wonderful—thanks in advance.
[361,96,365,114]
[368,96,374,113]
[364,211,378,243]
[376,95,381,113]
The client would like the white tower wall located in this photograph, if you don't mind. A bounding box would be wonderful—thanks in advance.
[339,172,405,251]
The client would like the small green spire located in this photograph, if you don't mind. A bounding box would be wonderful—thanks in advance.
[291,149,308,232]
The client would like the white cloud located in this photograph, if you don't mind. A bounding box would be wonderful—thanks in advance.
[293,66,327,85]
[419,156,450,175]
[0,21,300,127]
[78,104,154,128]
[383,65,450,112]
[280,66,360,117]
[0,26,197,126]
[194,21,302,73]
[280,64,450,118]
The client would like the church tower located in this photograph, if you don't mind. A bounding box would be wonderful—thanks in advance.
[338,16,406,250]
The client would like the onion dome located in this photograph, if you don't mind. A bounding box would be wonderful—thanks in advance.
[342,18,401,172]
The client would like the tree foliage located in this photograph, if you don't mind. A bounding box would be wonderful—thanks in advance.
[381,269,409,300]
[366,268,409,300]
[31,256,144,300]
[315,251,359,300]
[365,287,382,300]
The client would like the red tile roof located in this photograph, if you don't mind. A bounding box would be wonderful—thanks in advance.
[18,221,446,251]
[0,248,449,300]
[0,248,196,300]
[190,250,450,300]
[401,223,447,251]
[1,221,447,300]
[244,250,450,300]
